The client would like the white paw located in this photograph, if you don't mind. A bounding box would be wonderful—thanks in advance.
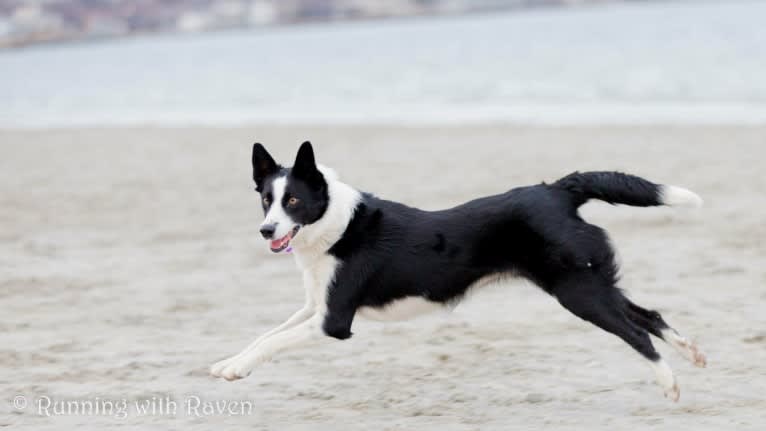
[210,355,239,377]
[220,360,254,381]
[665,330,708,368]
[651,359,680,403]
[684,341,707,368]
[663,381,680,403]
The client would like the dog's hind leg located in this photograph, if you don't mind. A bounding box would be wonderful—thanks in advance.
[552,275,680,401]
[624,299,707,368]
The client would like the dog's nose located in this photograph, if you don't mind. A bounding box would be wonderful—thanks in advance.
[260,224,277,239]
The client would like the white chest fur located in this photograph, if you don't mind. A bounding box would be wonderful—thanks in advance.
[294,252,338,313]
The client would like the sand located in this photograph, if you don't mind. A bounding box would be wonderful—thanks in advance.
[1,125,765,430]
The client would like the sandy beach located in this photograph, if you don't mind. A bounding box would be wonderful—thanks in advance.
[1,124,765,430]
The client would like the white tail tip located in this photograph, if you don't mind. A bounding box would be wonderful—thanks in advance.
[660,185,703,208]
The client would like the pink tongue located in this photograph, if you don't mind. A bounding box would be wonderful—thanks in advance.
[271,234,290,250]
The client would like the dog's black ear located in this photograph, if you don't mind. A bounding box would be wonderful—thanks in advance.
[292,141,324,189]
[252,143,279,191]
[293,141,316,172]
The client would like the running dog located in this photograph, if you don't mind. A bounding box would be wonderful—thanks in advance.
[210,141,707,401]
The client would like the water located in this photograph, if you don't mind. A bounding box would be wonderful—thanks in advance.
[1,0,765,127]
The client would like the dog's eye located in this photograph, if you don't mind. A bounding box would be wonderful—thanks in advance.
[287,197,299,207]
[263,197,270,206]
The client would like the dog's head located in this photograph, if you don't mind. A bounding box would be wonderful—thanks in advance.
[251,141,329,253]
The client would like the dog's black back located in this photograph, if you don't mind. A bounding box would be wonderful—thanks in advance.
[323,179,620,335]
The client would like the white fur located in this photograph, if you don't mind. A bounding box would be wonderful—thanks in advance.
[649,359,679,402]
[467,273,507,292]
[219,251,339,380]
[359,297,447,321]
[660,185,703,208]
[210,287,317,377]
[219,314,328,380]
[357,273,507,322]
[212,170,362,380]
[662,328,707,368]
[260,176,295,241]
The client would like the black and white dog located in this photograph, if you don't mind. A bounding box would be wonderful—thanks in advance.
[211,141,706,401]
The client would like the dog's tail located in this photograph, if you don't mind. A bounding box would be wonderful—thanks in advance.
[554,171,703,209]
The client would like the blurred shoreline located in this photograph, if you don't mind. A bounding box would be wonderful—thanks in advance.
[3,112,766,131]
[3,122,764,139]
[1,0,619,50]
[3,1,764,130]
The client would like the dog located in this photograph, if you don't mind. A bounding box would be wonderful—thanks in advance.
[210,141,706,401]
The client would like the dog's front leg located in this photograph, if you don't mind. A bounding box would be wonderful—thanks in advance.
[209,303,316,377]
[219,313,330,381]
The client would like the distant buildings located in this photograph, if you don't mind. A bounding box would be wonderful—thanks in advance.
[0,0,620,49]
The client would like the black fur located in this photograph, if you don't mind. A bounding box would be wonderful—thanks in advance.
[555,171,661,208]
[284,143,329,225]
[253,142,329,226]
[322,171,676,364]
[252,143,281,192]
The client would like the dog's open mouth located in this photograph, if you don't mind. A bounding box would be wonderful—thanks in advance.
[270,225,301,253]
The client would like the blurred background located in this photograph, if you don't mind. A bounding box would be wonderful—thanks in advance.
[1,0,765,126]
[2,1,765,430]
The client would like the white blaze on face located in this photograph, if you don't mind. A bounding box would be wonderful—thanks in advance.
[261,177,297,241]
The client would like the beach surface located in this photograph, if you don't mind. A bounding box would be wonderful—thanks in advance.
[1,125,764,430]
